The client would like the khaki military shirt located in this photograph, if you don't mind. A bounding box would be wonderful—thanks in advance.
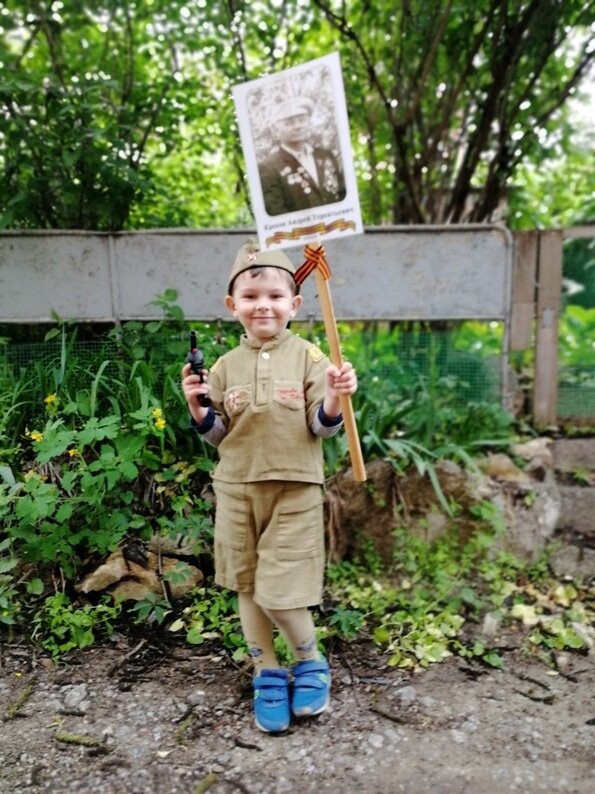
[203,330,340,485]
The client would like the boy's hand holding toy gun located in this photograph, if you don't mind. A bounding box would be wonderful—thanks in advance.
[186,330,212,408]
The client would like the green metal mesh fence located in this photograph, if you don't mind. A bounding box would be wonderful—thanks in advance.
[3,331,503,408]
[3,340,120,393]
[558,237,595,422]
[557,367,595,420]
[7,334,595,423]
[369,331,502,406]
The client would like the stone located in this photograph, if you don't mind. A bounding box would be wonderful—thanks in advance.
[490,466,561,560]
[552,439,595,474]
[512,438,554,467]
[557,486,595,538]
[186,690,207,706]
[62,684,89,713]
[481,453,532,485]
[75,549,203,600]
[394,685,417,705]
[549,545,595,579]
[481,612,501,637]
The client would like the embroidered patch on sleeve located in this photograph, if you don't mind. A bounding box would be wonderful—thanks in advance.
[307,345,325,363]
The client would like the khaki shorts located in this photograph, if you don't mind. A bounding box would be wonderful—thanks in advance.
[212,480,325,610]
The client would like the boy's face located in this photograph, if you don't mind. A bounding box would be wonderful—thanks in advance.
[225,267,302,341]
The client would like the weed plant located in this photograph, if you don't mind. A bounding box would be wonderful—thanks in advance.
[323,526,593,670]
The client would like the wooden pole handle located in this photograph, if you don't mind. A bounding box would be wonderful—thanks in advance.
[313,267,367,482]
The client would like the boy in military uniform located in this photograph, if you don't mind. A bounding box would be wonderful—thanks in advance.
[181,240,357,733]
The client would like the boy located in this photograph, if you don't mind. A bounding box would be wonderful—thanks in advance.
[181,240,357,733]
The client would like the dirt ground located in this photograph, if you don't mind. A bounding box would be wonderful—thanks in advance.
[1,629,594,794]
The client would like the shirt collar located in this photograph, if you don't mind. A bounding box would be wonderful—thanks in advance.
[240,329,291,351]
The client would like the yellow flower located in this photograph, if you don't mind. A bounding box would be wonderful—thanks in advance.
[152,407,163,419]
[44,393,58,405]
[29,430,44,443]
[68,448,79,457]
[154,417,166,431]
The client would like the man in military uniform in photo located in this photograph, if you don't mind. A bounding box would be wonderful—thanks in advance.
[258,95,346,217]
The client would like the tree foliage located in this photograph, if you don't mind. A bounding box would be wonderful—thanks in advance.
[312,0,595,223]
[0,0,205,229]
[0,0,593,230]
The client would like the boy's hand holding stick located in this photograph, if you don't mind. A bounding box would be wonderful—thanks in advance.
[295,244,367,483]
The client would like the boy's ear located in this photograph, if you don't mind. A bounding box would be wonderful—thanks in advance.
[289,294,303,317]
[224,295,236,315]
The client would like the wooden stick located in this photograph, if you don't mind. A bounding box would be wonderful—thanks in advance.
[313,266,367,482]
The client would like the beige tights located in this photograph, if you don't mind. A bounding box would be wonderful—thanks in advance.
[238,592,320,674]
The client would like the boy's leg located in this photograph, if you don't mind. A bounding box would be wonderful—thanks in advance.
[239,593,290,733]
[262,606,320,662]
[238,592,278,672]
[264,607,330,717]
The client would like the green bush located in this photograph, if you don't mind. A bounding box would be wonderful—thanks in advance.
[2,299,592,660]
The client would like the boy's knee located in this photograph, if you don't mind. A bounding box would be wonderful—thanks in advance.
[261,605,281,623]
[262,606,311,632]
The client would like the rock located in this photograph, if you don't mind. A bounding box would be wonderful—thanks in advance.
[557,487,595,538]
[330,438,586,563]
[394,685,417,706]
[62,683,89,713]
[512,438,554,467]
[549,545,595,579]
[75,550,203,601]
[552,439,595,474]
[490,465,561,560]
[186,690,207,706]
[481,612,502,637]
[417,509,449,543]
[481,453,532,485]
[75,551,134,591]
[571,623,595,654]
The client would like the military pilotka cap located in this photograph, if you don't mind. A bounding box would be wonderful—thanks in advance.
[228,239,296,293]
[274,95,314,123]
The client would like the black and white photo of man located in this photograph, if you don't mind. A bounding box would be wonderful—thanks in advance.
[257,95,346,216]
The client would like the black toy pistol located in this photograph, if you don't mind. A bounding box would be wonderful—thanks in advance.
[186,330,211,408]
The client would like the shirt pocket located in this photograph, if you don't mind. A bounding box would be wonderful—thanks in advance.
[213,481,248,551]
[223,383,252,417]
[273,379,306,411]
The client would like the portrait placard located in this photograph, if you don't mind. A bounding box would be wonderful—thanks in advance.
[232,52,363,251]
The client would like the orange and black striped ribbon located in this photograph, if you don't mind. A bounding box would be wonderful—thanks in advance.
[294,244,332,285]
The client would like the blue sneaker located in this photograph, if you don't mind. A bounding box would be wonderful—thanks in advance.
[291,658,331,717]
[252,668,290,733]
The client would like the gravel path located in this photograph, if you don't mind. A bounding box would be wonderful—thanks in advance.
[1,636,594,794]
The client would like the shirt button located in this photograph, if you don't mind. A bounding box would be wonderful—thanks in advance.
[261,351,270,359]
